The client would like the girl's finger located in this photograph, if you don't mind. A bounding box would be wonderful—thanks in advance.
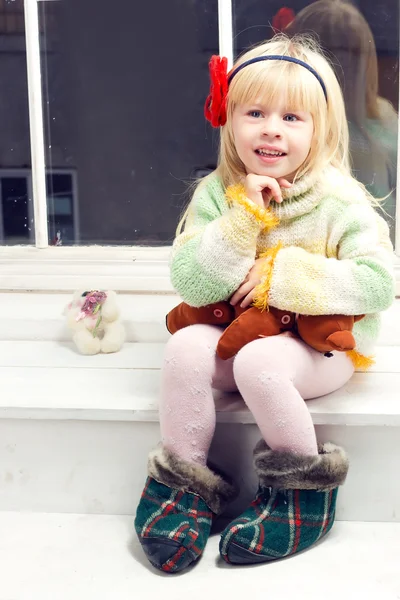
[230,281,254,305]
[240,289,256,309]
[277,177,292,189]
[263,179,282,204]
[229,289,244,306]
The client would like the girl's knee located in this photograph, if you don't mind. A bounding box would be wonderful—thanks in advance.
[233,335,296,381]
[164,324,221,369]
[167,324,220,349]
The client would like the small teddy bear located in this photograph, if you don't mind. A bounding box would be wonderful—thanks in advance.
[64,290,125,355]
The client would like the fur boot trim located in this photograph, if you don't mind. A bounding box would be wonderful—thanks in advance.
[148,446,238,515]
[253,440,349,491]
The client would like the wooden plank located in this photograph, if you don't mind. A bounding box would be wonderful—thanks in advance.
[0,341,399,373]
[1,294,398,345]
[0,341,165,370]
[0,366,400,426]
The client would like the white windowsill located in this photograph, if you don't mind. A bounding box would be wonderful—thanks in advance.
[1,245,400,295]
[0,246,173,293]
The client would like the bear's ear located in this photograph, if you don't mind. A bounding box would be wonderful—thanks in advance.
[354,315,365,323]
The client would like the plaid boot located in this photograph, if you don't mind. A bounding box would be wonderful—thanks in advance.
[220,440,349,564]
[135,446,238,573]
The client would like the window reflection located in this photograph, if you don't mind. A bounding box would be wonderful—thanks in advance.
[286,0,397,240]
[233,0,399,242]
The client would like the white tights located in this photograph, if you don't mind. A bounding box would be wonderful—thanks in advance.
[159,324,354,465]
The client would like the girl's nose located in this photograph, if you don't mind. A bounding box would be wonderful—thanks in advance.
[262,115,282,138]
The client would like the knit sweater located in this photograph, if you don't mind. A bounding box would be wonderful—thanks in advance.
[170,167,396,360]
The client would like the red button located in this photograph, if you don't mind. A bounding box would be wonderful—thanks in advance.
[214,309,224,318]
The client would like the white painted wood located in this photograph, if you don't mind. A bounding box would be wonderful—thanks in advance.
[0,300,398,520]
[218,0,233,68]
[0,341,165,369]
[0,341,399,373]
[0,367,159,420]
[0,341,399,519]
[23,0,48,248]
[1,246,399,293]
[1,361,400,426]
[0,513,399,599]
[0,293,399,345]
[211,424,400,522]
[0,259,173,292]
[1,262,169,276]
[0,419,399,520]
[0,245,170,261]
[0,247,172,291]
[0,292,177,342]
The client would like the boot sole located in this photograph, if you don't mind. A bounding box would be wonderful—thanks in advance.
[226,542,278,564]
[141,537,196,573]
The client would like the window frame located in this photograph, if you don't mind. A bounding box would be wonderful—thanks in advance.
[0,0,399,296]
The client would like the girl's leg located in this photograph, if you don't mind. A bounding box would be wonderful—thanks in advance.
[233,333,354,456]
[220,333,353,564]
[159,324,236,466]
[135,324,237,574]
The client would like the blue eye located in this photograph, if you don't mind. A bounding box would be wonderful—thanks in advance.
[284,114,298,122]
[248,110,262,118]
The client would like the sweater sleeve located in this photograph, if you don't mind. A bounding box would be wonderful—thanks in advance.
[256,203,396,316]
[170,181,279,306]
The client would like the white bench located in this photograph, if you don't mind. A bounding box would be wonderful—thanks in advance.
[0,292,399,597]
[0,294,399,522]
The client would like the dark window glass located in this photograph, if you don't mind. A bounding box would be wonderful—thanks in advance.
[39,0,219,245]
[46,172,75,245]
[1,176,30,244]
[0,0,33,245]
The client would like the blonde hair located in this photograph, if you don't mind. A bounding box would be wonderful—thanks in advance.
[286,0,381,121]
[285,2,396,221]
[177,33,376,235]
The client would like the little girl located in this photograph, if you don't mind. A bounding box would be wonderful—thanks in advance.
[135,34,396,573]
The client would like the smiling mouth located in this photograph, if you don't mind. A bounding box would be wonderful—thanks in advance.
[255,149,287,157]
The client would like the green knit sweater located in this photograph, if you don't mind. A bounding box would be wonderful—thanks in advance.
[170,167,396,358]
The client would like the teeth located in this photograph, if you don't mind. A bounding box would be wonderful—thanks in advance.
[257,149,284,156]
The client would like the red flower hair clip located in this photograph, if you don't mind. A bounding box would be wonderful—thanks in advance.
[204,55,229,127]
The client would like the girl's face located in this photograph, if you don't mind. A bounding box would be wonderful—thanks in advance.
[231,97,314,182]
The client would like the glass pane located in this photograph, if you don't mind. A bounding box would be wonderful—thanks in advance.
[233,0,399,244]
[46,172,75,245]
[39,0,218,246]
[0,0,33,245]
[1,176,31,244]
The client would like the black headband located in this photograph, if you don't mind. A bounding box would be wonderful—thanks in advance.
[227,55,328,101]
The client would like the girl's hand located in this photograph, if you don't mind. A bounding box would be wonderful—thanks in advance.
[230,257,269,308]
[244,174,291,209]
